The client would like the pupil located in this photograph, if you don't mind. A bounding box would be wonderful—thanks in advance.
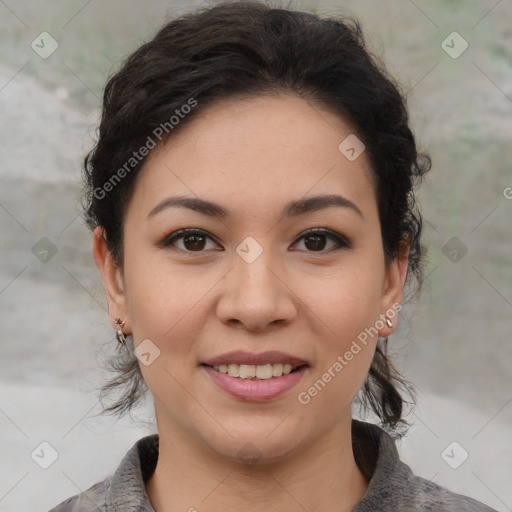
[305,235,325,251]
[185,235,205,251]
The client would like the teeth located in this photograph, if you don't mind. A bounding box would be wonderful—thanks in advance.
[212,363,296,379]
[239,364,256,379]
[256,364,273,379]
[272,363,283,377]
[227,364,239,377]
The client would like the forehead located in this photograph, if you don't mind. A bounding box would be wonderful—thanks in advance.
[130,93,377,221]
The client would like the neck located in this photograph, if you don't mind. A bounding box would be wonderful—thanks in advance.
[145,414,369,512]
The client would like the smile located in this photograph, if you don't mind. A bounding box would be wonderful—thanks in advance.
[206,362,305,380]
[201,363,309,401]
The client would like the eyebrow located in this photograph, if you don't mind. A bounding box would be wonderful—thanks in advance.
[147,193,363,220]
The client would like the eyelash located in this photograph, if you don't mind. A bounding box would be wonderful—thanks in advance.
[159,228,351,254]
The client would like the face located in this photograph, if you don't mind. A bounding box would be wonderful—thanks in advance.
[95,93,408,463]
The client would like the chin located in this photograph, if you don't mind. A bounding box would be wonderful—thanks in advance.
[202,423,308,466]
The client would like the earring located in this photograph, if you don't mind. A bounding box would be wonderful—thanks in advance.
[385,316,392,327]
[114,318,127,347]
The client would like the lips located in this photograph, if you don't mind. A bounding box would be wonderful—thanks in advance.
[201,350,309,368]
[201,363,308,401]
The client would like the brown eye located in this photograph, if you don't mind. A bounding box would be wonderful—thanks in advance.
[160,229,219,252]
[293,228,351,252]
[304,234,327,251]
[159,228,350,254]
[181,233,207,251]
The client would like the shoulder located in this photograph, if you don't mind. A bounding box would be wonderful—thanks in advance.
[47,434,159,512]
[352,420,498,512]
[396,471,498,512]
[48,478,110,512]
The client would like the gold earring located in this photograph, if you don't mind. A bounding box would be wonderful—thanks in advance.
[114,318,127,347]
[385,316,392,327]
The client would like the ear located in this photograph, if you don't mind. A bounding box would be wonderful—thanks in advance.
[93,226,130,332]
[378,237,410,337]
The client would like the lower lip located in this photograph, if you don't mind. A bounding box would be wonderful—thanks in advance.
[201,365,308,401]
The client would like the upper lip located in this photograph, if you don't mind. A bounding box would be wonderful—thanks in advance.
[201,350,308,368]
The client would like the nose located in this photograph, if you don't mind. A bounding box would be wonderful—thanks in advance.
[215,240,298,332]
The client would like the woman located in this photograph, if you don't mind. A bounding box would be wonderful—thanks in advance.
[49,2,498,511]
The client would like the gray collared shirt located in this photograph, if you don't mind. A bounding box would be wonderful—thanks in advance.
[49,420,497,512]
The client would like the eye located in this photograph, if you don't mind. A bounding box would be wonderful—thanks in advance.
[159,227,350,254]
[292,228,351,252]
[159,229,220,252]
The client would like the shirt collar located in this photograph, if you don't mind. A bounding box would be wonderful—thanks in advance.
[351,420,411,511]
[107,433,159,512]
[106,420,402,512]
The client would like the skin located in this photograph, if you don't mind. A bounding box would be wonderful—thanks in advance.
[93,93,409,512]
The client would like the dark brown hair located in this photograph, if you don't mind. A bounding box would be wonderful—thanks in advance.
[84,0,430,433]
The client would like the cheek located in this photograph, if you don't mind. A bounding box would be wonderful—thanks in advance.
[122,250,207,415]
[295,264,382,407]
[122,239,197,343]
[305,262,384,339]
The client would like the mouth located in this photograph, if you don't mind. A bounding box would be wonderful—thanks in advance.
[201,362,308,380]
[200,360,309,401]
[200,350,310,381]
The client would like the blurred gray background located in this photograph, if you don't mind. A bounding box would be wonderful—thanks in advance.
[0,1,511,511]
